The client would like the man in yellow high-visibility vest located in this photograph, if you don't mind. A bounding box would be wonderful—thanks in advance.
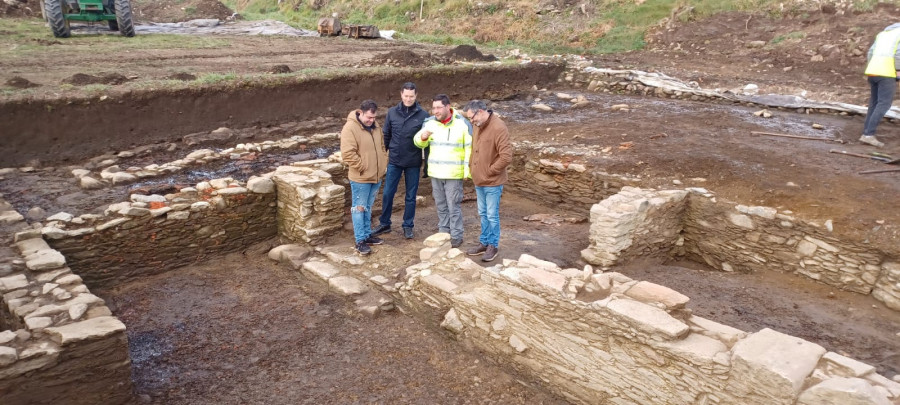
[861,23,900,148]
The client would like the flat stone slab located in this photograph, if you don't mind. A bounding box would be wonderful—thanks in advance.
[302,261,341,281]
[45,316,126,345]
[606,298,689,340]
[798,377,892,405]
[625,281,690,309]
[25,249,66,271]
[730,328,826,402]
[328,276,368,296]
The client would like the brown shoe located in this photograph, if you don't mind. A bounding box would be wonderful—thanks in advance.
[482,245,498,262]
[467,243,488,256]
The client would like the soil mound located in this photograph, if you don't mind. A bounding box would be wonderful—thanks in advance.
[62,73,131,86]
[369,50,448,67]
[0,0,39,17]
[132,0,233,23]
[165,72,197,81]
[5,76,40,89]
[443,45,498,62]
[268,64,292,74]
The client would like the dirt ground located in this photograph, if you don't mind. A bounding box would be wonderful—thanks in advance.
[3,4,900,401]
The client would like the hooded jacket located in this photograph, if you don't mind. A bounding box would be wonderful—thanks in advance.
[384,101,430,168]
[340,110,388,183]
[865,23,900,77]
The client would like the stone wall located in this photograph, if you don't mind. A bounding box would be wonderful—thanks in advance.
[581,187,687,267]
[44,176,278,289]
[272,165,345,244]
[393,237,900,404]
[1,226,132,404]
[578,186,900,312]
[508,154,639,215]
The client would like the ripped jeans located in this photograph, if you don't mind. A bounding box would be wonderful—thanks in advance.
[349,180,382,243]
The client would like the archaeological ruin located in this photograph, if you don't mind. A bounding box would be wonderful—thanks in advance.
[2,60,899,404]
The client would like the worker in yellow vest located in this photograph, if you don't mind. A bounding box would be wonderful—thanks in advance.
[861,23,900,148]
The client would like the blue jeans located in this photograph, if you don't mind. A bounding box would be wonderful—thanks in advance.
[431,178,464,240]
[378,163,420,229]
[350,180,382,243]
[476,185,503,247]
[863,76,898,136]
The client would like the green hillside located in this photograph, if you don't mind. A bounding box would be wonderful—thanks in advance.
[223,0,881,54]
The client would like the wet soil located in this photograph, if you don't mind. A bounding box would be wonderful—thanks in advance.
[3,6,900,399]
[100,237,567,405]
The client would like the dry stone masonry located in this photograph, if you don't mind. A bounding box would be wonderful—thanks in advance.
[1,226,131,404]
[272,163,345,244]
[44,176,278,288]
[579,186,900,312]
[508,155,639,214]
[70,133,340,190]
[388,236,900,404]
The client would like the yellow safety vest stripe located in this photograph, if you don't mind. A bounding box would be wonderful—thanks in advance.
[865,28,900,77]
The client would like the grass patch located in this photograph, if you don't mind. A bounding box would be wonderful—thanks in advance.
[771,31,806,44]
[197,72,238,84]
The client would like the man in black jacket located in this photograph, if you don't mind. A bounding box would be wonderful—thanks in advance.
[372,82,430,239]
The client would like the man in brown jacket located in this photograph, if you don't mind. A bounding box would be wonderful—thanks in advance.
[462,100,512,262]
[340,100,388,255]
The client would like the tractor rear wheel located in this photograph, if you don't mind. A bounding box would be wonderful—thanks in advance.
[108,20,119,31]
[44,0,70,38]
[114,0,135,37]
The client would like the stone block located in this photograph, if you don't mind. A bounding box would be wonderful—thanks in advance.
[25,249,66,271]
[0,274,29,292]
[515,267,567,294]
[624,281,690,309]
[424,233,451,248]
[441,308,464,333]
[517,254,560,271]
[15,237,49,256]
[0,331,16,345]
[328,276,368,296]
[248,177,276,194]
[0,346,16,366]
[606,299,689,340]
[728,213,755,229]
[301,261,340,281]
[730,328,826,403]
[821,352,877,378]
[657,333,728,366]
[797,377,891,405]
[421,274,459,295]
[45,316,126,345]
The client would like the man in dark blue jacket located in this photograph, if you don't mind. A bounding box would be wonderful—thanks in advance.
[372,82,430,239]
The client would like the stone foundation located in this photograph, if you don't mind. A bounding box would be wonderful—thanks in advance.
[1,202,132,404]
[43,178,278,288]
[579,186,900,311]
[391,236,900,404]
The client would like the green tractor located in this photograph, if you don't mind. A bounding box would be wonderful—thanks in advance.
[43,0,136,38]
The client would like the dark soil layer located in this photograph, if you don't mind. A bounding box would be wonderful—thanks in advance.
[101,238,568,405]
[0,63,563,167]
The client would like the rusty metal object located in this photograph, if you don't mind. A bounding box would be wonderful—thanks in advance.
[317,17,341,36]
[347,24,380,39]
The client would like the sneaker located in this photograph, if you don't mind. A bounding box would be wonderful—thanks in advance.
[364,236,384,245]
[467,243,488,256]
[450,238,463,248]
[859,135,885,148]
[403,227,414,239]
[356,241,372,255]
[372,224,391,236]
[482,245,499,262]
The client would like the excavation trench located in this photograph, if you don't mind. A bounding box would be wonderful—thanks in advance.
[1,67,899,404]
